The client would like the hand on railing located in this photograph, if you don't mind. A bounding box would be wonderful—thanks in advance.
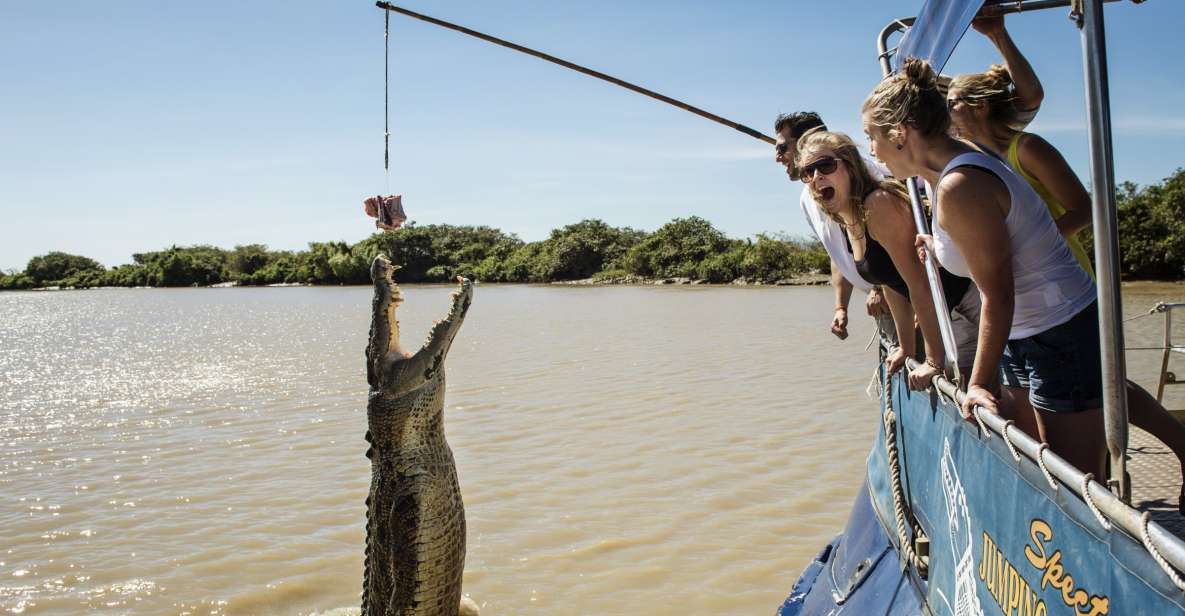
[915,233,936,264]
[963,384,998,420]
[908,359,943,391]
[970,14,1005,37]
[886,347,908,375]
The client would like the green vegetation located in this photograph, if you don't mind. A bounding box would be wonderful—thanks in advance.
[0,217,826,290]
[1078,169,1185,279]
[3,168,1182,291]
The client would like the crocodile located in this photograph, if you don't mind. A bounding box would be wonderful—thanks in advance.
[362,254,477,616]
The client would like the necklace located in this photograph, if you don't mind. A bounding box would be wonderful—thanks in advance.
[844,221,867,242]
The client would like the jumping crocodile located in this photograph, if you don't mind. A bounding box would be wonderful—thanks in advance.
[363,255,477,616]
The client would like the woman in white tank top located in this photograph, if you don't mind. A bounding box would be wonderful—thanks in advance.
[861,58,1105,478]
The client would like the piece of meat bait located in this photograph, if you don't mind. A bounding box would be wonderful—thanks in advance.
[363,194,408,231]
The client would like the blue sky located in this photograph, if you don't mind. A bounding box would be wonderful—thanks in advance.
[2,0,1182,271]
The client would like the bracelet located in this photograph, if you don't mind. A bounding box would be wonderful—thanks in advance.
[834,306,847,312]
[924,357,943,371]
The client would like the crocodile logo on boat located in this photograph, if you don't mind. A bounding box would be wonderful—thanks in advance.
[941,439,984,616]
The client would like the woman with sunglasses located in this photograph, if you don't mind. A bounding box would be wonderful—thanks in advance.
[947,65,1094,277]
[862,58,1104,478]
[795,130,981,389]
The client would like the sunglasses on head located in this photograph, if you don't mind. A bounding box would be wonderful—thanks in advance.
[799,156,840,181]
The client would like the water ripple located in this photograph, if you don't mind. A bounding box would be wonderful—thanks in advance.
[1,282,1179,614]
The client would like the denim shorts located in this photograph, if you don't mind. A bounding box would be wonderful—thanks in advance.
[1000,302,1103,413]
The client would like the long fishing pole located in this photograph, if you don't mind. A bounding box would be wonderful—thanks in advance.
[374,1,775,145]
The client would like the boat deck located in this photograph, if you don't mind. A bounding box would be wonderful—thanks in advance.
[1130,426,1185,538]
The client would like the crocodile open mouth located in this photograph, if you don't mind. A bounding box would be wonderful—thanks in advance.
[370,255,472,362]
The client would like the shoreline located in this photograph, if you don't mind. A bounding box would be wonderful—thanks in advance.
[18,274,834,291]
[14,276,1185,292]
[549,273,831,287]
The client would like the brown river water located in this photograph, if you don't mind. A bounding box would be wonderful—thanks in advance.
[1,281,1182,615]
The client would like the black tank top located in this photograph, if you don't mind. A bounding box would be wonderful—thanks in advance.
[844,231,971,310]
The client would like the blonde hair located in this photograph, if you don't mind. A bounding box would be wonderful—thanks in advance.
[795,130,912,227]
[862,57,950,140]
[949,64,1025,132]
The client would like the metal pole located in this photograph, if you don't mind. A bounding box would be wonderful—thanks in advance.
[877,20,960,379]
[906,178,962,380]
[374,2,774,145]
[979,0,1126,18]
[1078,0,1129,501]
[877,18,915,75]
[1159,306,1173,402]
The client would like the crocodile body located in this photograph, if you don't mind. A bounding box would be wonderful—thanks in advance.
[363,255,473,616]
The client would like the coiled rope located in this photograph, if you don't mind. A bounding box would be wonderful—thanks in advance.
[882,370,929,576]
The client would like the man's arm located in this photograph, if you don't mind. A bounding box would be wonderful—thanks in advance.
[830,258,853,340]
[974,16,1043,114]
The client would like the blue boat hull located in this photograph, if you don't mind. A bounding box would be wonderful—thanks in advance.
[777,481,926,616]
[779,367,1185,615]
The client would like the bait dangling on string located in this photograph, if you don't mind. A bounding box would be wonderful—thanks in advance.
[363,8,406,232]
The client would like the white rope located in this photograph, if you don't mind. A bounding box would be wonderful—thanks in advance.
[1001,421,1022,462]
[864,327,879,351]
[866,367,882,400]
[1141,512,1185,591]
[934,377,958,408]
[883,372,928,576]
[1080,473,1112,531]
[972,406,992,440]
[1123,303,1164,323]
[1035,444,1059,491]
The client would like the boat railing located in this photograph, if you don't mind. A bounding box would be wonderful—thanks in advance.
[1127,301,1185,406]
[901,355,1185,590]
[1156,302,1185,404]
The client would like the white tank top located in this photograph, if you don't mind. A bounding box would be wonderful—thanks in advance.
[932,151,1096,339]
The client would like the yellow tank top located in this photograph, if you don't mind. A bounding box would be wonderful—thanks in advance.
[1006,133,1096,279]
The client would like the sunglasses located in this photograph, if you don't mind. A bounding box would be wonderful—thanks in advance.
[799,156,840,181]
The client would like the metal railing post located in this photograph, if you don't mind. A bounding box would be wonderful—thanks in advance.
[1077,0,1129,501]
[1160,306,1174,402]
[905,178,962,381]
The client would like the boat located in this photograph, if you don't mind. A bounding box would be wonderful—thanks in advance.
[776,1,1185,613]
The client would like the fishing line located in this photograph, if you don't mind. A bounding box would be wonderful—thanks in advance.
[384,9,391,194]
